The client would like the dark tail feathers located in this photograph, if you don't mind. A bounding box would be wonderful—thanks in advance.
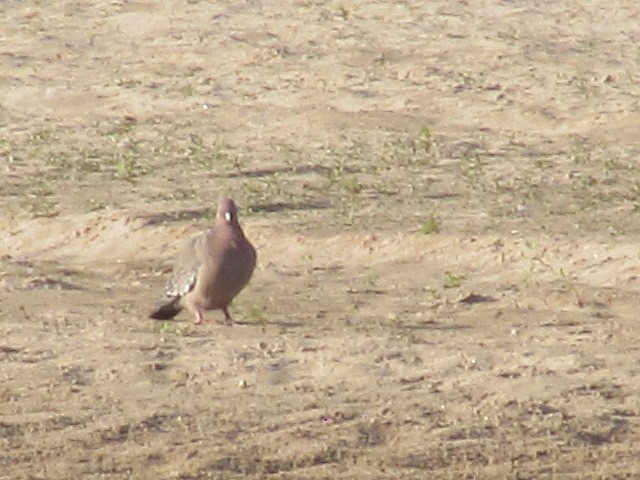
[149,297,182,320]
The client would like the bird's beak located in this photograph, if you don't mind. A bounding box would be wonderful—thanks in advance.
[224,212,232,222]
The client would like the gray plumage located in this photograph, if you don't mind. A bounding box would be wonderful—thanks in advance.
[149,198,256,324]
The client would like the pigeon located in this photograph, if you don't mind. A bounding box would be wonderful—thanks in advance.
[149,198,256,324]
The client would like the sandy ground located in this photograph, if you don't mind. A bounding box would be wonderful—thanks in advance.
[2,1,640,478]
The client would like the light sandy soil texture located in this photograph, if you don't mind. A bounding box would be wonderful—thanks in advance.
[2,1,640,478]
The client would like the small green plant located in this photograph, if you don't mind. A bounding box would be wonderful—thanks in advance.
[339,175,363,194]
[380,130,435,168]
[186,136,238,171]
[324,158,363,195]
[603,156,628,172]
[575,77,590,98]
[229,153,244,171]
[365,270,378,287]
[460,154,484,186]
[58,149,103,178]
[157,321,191,337]
[265,172,284,196]
[26,181,59,217]
[420,213,440,234]
[443,272,465,289]
[27,129,56,146]
[114,152,140,181]
[248,305,265,322]
[381,138,411,166]
[242,181,267,205]
[248,305,267,333]
[534,157,552,169]
[558,268,584,307]
[417,126,432,153]
[158,321,175,335]
[571,148,592,165]
[424,287,441,301]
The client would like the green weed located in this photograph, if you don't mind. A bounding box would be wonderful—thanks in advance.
[443,272,465,289]
[420,213,441,234]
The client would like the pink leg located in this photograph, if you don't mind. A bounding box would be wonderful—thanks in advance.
[194,309,205,324]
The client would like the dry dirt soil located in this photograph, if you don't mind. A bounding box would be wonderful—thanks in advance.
[2,1,640,479]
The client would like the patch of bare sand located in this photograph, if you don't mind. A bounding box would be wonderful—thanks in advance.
[2,209,640,478]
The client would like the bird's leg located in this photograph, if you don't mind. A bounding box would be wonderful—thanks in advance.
[194,309,205,324]
[223,308,234,325]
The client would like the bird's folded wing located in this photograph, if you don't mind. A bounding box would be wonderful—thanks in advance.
[164,231,209,298]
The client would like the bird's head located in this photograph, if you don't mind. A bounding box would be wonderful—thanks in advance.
[217,197,238,224]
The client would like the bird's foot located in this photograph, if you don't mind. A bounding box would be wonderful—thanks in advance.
[223,308,234,326]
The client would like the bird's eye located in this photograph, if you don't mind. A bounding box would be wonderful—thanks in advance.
[224,212,233,222]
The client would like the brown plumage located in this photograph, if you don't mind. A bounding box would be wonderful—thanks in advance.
[149,198,256,324]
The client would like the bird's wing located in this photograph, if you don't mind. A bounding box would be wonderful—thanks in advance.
[165,230,210,298]
[148,231,210,320]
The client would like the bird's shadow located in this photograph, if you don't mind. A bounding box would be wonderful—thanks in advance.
[151,318,305,329]
[234,319,305,329]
